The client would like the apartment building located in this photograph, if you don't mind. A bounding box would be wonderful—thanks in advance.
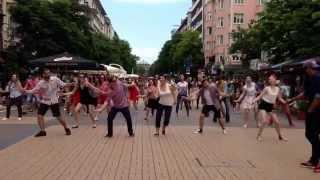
[190,0,203,34]
[203,0,266,67]
[79,0,115,39]
[0,0,16,50]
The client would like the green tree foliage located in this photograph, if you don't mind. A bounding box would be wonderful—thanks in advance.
[6,0,137,72]
[150,31,204,75]
[230,0,320,64]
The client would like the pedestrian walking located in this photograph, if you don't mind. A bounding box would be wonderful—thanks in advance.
[24,68,71,137]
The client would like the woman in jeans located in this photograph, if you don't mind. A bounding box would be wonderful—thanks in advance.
[154,75,176,136]
[2,74,24,121]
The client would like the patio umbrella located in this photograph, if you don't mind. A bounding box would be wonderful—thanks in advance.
[29,52,104,70]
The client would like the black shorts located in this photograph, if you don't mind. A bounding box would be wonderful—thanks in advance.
[258,100,274,113]
[201,105,221,118]
[147,99,158,109]
[38,103,61,117]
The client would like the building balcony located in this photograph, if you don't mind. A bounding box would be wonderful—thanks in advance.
[190,0,202,14]
[191,7,203,25]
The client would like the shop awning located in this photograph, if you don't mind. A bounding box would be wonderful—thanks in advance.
[29,52,104,70]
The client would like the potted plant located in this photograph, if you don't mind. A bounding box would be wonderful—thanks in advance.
[296,100,308,120]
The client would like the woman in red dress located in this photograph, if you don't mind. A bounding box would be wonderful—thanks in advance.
[128,79,140,110]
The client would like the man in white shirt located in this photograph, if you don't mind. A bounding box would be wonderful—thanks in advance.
[25,69,71,137]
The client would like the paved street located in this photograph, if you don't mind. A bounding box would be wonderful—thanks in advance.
[0,105,317,180]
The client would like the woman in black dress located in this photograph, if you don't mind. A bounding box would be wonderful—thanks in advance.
[66,74,98,128]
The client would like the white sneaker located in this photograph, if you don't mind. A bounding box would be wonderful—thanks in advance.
[94,116,99,121]
[223,129,228,135]
[257,136,263,142]
[243,124,248,128]
[193,129,203,134]
[2,117,8,121]
[18,117,22,121]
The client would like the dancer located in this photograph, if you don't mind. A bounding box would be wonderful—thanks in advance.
[128,79,140,110]
[144,79,158,121]
[279,80,295,126]
[235,76,258,128]
[253,74,287,141]
[176,74,190,116]
[2,74,24,121]
[25,68,71,137]
[87,76,134,137]
[24,74,39,112]
[154,75,176,136]
[194,78,227,134]
[95,74,109,120]
[216,77,230,123]
[290,61,320,172]
[67,74,97,129]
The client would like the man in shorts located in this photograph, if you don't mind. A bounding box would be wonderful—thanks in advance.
[25,69,72,137]
[194,78,227,134]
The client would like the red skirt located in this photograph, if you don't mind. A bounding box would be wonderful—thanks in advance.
[71,91,81,106]
[98,95,108,105]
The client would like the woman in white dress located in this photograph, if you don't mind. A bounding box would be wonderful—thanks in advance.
[235,76,257,128]
[253,74,288,141]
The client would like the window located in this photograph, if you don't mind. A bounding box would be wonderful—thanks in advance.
[234,0,244,4]
[207,13,213,21]
[217,35,223,45]
[232,55,241,61]
[217,17,224,27]
[257,0,267,5]
[208,27,213,35]
[218,0,224,9]
[234,13,244,24]
[219,55,224,63]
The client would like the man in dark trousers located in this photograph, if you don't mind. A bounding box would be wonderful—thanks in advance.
[291,61,320,173]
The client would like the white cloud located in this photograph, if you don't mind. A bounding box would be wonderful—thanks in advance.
[132,47,159,64]
[112,0,186,4]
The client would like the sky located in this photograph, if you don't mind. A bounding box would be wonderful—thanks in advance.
[101,0,191,64]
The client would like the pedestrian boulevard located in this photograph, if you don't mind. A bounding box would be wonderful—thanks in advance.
[0,109,318,180]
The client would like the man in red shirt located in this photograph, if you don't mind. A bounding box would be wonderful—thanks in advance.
[24,74,39,112]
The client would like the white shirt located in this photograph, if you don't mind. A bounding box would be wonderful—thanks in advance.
[158,83,174,106]
[262,86,279,104]
[28,76,66,105]
[244,83,256,97]
[6,82,22,98]
[177,81,188,96]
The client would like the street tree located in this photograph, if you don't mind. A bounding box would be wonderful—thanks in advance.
[231,0,320,65]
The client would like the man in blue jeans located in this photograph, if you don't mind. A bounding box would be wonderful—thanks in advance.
[291,60,320,173]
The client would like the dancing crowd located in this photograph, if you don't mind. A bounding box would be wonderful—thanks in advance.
[0,60,319,173]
